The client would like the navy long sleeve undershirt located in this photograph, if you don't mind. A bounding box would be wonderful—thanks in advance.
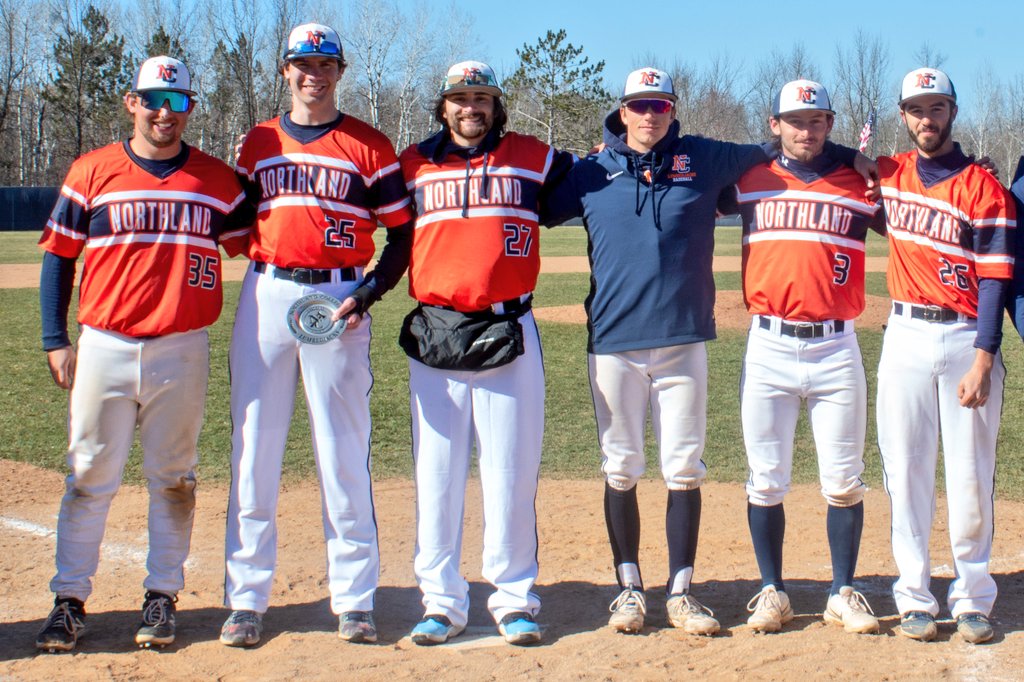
[40,251,77,351]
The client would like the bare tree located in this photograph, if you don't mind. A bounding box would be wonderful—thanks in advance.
[745,44,822,141]
[342,0,401,131]
[912,43,948,70]
[832,30,894,152]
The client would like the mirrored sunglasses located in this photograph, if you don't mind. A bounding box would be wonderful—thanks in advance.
[624,99,674,114]
[443,72,497,89]
[289,39,342,56]
[136,90,192,113]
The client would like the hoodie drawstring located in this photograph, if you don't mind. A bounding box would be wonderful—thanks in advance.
[633,152,662,230]
[461,156,472,218]
[460,152,490,218]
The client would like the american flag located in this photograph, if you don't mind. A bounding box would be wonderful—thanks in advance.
[857,109,876,153]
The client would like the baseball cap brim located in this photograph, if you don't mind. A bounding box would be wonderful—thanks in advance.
[898,92,956,106]
[133,85,196,95]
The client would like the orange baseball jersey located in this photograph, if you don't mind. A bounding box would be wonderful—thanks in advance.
[39,142,248,337]
[400,132,557,312]
[735,161,880,321]
[879,150,1016,316]
[236,115,414,268]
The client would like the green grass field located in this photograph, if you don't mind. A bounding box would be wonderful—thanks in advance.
[4,229,1024,499]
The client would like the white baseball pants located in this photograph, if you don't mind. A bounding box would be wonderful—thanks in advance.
[224,263,378,615]
[589,342,708,491]
[877,311,1002,617]
[409,311,544,629]
[51,325,207,601]
[741,320,867,507]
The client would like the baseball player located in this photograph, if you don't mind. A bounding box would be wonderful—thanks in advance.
[397,61,574,646]
[220,22,414,647]
[35,56,249,652]
[542,68,873,636]
[1008,158,1024,333]
[721,80,883,634]
[876,67,1015,644]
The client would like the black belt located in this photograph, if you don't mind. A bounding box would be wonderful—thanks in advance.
[254,261,356,284]
[759,316,845,339]
[432,295,533,316]
[492,295,533,315]
[893,302,966,323]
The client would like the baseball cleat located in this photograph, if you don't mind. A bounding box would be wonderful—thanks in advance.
[608,584,646,634]
[338,611,377,643]
[746,585,793,633]
[956,612,994,644]
[666,593,720,636]
[498,612,542,646]
[36,597,87,653]
[220,610,263,647]
[823,586,879,634]
[898,611,937,642]
[135,591,177,648]
[410,614,463,645]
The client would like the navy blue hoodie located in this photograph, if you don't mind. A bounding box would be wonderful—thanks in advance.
[543,111,771,353]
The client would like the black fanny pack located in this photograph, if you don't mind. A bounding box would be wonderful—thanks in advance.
[399,298,531,371]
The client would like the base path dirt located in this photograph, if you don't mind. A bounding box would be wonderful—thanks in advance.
[2,459,1022,680]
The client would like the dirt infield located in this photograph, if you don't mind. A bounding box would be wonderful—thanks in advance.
[2,458,1023,680]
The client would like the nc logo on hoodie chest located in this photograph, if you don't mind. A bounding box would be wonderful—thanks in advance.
[668,154,696,181]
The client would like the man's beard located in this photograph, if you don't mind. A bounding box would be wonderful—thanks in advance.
[908,121,952,154]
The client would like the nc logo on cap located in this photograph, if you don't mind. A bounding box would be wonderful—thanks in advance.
[639,70,661,87]
[156,64,178,84]
[915,72,936,89]
[796,86,816,104]
[305,29,325,47]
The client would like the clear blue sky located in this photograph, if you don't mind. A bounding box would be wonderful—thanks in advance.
[402,0,1022,117]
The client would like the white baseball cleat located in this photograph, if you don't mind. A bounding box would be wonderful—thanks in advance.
[746,585,793,633]
[666,593,720,636]
[608,585,646,634]
[824,586,879,634]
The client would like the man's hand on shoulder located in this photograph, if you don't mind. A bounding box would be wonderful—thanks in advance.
[854,152,880,202]
[47,346,76,390]
[976,155,999,178]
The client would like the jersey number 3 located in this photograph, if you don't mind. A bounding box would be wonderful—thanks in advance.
[832,253,851,285]
[504,223,534,257]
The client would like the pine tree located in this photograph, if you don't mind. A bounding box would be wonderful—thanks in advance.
[45,4,132,165]
[505,29,610,154]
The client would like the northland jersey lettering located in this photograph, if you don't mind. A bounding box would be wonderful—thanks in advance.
[258,163,352,200]
[108,200,212,235]
[422,177,524,212]
[883,198,962,244]
[753,199,854,235]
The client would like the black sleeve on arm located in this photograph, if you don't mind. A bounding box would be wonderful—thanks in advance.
[538,149,580,227]
[823,141,858,167]
[40,251,76,351]
[757,142,777,162]
[975,277,1009,354]
[717,186,740,216]
[349,219,413,314]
